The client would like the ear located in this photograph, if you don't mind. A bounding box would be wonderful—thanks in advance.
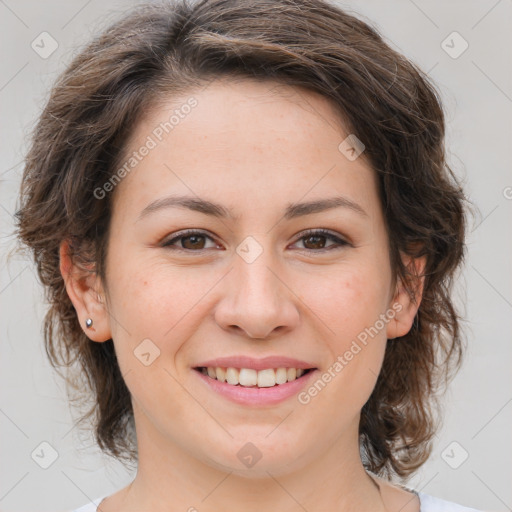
[386,252,427,340]
[59,239,112,342]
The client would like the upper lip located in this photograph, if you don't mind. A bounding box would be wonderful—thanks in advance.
[194,356,317,371]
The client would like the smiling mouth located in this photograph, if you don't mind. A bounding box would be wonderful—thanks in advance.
[194,366,315,388]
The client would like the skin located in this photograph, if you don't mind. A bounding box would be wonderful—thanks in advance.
[61,77,425,512]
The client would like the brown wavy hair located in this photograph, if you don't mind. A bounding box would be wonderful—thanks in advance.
[14,0,467,480]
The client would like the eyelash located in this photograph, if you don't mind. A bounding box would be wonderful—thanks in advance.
[161,228,350,253]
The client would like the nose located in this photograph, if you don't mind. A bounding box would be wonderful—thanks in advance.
[214,247,300,340]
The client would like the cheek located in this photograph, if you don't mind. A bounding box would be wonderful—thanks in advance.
[106,252,199,333]
[104,266,197,421]
[298,263,390,344]
[297,266,389,406]
[106,260,219,375]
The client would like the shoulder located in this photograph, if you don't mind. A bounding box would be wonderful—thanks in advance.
[418,492,487,512]
[70,495,106,512]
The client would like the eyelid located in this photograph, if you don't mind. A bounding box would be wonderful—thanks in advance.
[161,228,351,252]
[161,229,220,249]
[292,228,350,250]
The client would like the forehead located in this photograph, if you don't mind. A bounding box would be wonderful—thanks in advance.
[110,77,378,220]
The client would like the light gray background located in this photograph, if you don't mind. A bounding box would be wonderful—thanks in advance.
[1,1,511,511]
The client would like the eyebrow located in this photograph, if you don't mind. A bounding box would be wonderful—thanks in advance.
[136,194,368,222]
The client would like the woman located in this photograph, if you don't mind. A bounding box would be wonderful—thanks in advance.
[15,0,483,510]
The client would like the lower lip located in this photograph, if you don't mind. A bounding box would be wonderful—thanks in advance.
[193,368,318,406]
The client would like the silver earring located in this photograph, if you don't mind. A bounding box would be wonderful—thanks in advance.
[85,318,93,328]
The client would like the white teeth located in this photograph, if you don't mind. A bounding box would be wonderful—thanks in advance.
[275,367,288,384]
[215,367,226,382]
[257,369,276,387]
[226,367,239,385]
[239,368,257,386]
[200,366,311,387]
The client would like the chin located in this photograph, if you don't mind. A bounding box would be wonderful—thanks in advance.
[199,437,309,479]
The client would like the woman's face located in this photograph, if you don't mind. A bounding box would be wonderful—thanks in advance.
[91,78,412,476]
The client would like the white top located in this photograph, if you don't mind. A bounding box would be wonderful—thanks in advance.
[71,492,485,511]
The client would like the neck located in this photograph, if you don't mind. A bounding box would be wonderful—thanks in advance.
[116,407,387,512]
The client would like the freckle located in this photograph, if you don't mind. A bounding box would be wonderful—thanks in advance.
[144,281,148,286]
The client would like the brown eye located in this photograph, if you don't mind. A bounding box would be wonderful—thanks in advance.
[162,230,217,251]
[162,229,349,254]
[302,234,328,250]
[180,234,207,250]
[294,229,349,252]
